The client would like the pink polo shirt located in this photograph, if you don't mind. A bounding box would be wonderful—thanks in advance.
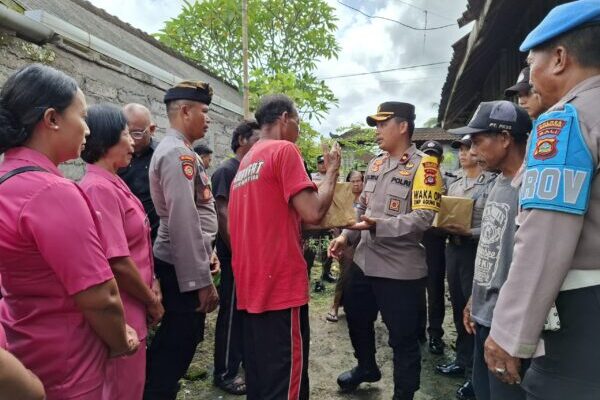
[80,164,154,339]
[0,147,114,399]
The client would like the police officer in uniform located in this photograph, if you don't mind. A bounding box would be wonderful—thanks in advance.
[484,3,600,399]
[329,102,443,400]
[144,81,220,400]
[418,140,447,355]
[435,134,497,400]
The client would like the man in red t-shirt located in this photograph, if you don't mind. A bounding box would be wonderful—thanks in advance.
[229,94,341,399]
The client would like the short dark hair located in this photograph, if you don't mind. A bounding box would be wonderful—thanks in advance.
[81,104,128,163]
[346,170,364,182]
[536,24,600,68]
[231,119,259,152]
[0,64,78,155]
[193,143,213,156]
[254,94,297,128]
[393,116,415,138]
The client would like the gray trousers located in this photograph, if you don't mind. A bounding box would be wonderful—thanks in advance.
[523,284,600,400]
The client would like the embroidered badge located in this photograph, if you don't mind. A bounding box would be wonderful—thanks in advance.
[406,162,415,169]
[534,137,558,160]
[536,119,566,137]
[181,160,195,180]
[388,198,401,212]
[424,167,438,186]
[399,154,409,164]
[371,165,380,172]
[399,170,411,176]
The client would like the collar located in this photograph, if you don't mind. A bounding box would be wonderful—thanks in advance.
[166,128,193,148]
[557,75,600,106]
[86,163,121,184]
[135,138,158,157]
[3,147,63,177]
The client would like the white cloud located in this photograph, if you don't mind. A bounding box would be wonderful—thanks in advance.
[88,0,469,135]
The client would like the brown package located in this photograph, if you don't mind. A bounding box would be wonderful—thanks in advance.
[433,195,474,229]
[304,182,356,230]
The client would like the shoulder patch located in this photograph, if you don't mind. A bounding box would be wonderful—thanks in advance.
[520,104,593,215]
[180,156,196,180]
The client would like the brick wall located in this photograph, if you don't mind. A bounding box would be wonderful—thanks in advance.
[0,28,241,180]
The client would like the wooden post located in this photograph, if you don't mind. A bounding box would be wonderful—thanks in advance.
[242,0,250,118]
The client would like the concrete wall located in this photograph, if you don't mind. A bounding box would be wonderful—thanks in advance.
[0,2,242,179]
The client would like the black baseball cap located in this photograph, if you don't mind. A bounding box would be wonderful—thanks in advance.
[448,101,532,137]
[451,134,472,149]
[420,140,443,156]
[366,102,416,127]
[504,67,532,97]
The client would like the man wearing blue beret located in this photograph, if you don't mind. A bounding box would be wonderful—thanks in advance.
[484,1,600,399]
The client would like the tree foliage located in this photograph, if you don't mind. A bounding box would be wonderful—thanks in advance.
[156,0,340,122]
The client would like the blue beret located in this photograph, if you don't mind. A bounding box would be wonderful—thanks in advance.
[520,0,600,52]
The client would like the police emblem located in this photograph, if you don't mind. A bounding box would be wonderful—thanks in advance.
[399,154,409,164]
[399,170,411,176]
[406,162,415,169]
[371,165,380,172]
[180,155,196,180]
[388,198,401,212]
[534,137,558,160]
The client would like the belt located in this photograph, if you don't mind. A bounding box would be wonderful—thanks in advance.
[561,269,600,291]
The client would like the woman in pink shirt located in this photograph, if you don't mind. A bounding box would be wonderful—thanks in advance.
[0,64,139,400]
[80,104,164,400]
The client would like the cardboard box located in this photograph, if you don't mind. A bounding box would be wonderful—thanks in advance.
[304,182,356,230]
[433,195,474,229]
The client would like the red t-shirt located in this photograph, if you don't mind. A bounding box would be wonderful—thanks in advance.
[229,139,316,313]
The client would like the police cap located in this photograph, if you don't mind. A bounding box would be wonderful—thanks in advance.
[451,134,472,149]
[520,0,600,52]
[420,140,443,156]
[504,67,532,97]
[164,80,213,105]
[366,102,416,127]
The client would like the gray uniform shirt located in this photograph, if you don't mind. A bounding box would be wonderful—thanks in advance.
[342,144,441,280]
[491,75,600,358]
[471,174,519,327]
[150,128,216,292]
[447,171,497,238]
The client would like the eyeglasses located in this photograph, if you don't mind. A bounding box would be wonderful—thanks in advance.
[129,126,151,139]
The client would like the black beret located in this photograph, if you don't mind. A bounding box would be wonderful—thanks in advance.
[164,80,213,105]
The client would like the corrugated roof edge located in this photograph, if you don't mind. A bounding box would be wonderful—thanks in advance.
[70,0,239,91]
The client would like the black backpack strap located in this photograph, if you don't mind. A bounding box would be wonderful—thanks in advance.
[0,166,48,185]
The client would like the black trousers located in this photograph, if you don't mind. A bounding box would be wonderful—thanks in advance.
[144,258,206,400]
[420,231,446,340]
[522,285,600,400]
[344,265,425,397]
[243,305,310,400]
[213,257,244,381]
[473,323,528,400]
[446,239,477,374]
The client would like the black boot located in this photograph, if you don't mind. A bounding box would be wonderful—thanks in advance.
[456,380,475,400]
[337,365,381,391]
[392,388,415,400]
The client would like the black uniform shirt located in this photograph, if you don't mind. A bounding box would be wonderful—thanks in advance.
[117,139,159,242]
[211,157,240,260]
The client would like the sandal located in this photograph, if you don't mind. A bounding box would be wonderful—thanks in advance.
[326,311,339,322]
[214,375,247,395]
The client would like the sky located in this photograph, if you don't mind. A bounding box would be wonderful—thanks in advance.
[89,0,470,136]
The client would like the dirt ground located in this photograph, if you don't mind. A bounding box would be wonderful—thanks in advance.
[176,263,464,400]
